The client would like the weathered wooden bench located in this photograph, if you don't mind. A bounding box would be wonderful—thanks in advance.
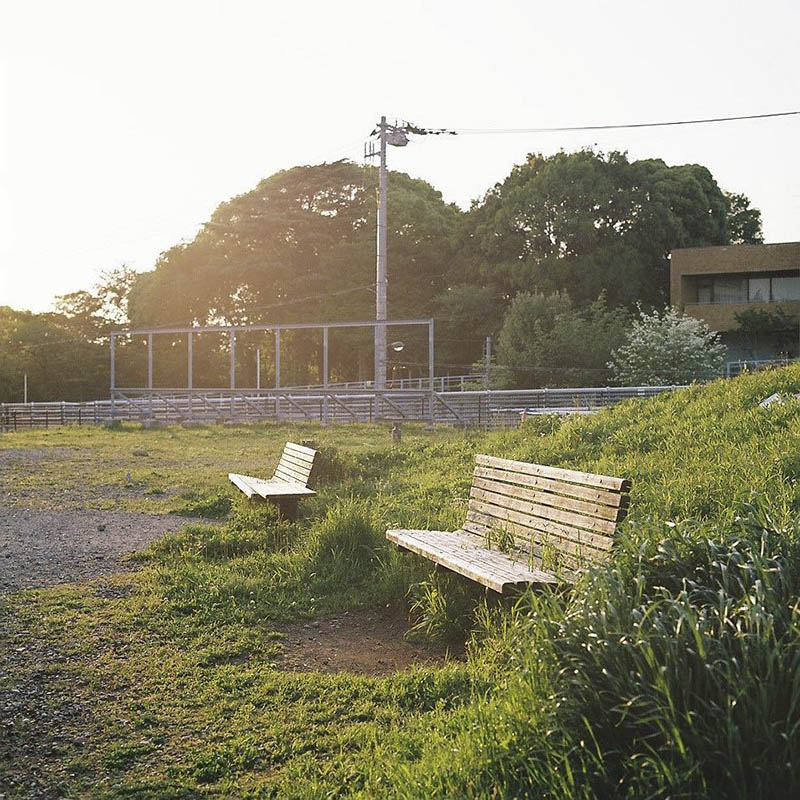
[386,454,631,593]
[228,441,318,520]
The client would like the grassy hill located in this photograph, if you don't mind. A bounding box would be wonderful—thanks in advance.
[2,366,800,797]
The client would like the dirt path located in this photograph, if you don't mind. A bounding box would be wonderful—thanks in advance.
[0,507,188,593]
[276,609,464,675]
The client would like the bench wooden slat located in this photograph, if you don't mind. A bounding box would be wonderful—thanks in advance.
[476,454,631,492]
[467,500,615,559]
[284,442,317,458]
[471,475,626,522]
[228,472,259,499]
[228,473,315,499]
[469,485,619,536]
[473,466,629,509]
[387,528,558,593]
[463,511,609,575]
[463,508,613,554]
[274,461,311,483]
[279,451,316,473]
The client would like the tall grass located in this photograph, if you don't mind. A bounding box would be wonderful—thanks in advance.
[381,499,800,798]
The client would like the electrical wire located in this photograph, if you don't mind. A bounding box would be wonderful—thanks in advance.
[452,110,800,135]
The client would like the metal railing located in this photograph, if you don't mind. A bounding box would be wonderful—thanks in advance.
[1,385,684,431]
[280,374,486,392]
[725,357,799,378]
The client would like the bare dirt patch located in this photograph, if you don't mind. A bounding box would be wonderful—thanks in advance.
[0,507,190,593]
[275,608,465,676]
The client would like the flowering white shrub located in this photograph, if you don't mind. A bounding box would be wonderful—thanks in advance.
[608,307,727,385]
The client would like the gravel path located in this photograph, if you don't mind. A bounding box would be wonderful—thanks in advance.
[0,507,191,593]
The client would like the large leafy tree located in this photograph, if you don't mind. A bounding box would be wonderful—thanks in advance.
[127,161,462,383]
[457,150,761,310]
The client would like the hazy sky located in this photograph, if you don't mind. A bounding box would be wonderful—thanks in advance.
[2,0,799,313]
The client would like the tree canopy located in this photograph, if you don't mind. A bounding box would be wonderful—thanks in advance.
[457,150,756,309]
[3,151,766,399]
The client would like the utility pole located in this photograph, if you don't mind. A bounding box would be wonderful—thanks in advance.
[375,116,388,390]
[366,118,455,390]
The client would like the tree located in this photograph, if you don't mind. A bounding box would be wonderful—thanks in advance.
[458,150,756,310]
[497,292,630,387]
[434,284,505,374]
[126,161,462,384]
[608,307,727,385]
[725,192,764,245]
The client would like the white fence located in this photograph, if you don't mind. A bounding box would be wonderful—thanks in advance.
[1,385,684,431]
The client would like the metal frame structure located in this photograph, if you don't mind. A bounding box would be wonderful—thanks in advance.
[109,318,435,425]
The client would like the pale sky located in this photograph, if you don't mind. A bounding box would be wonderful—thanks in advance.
[2,0,799,313]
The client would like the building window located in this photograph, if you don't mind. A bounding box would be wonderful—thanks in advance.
[713,276,747,304]
[748,277,770,303]
[693,272,800,304]
[771,275,800,301]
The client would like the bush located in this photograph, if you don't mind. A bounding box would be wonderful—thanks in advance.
[609,305,727,385]
[306,499,386,583]
[391,500,800,798]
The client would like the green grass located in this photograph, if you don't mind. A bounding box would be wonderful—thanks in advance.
[3,368,800,797]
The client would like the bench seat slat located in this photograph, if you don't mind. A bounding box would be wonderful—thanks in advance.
[387,528,558,593]
[476,455,631,493]
[228,473,316,499]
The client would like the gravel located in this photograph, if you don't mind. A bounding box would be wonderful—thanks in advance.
[0,507,192,593]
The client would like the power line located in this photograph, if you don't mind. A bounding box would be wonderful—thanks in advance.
[453,110,800,135]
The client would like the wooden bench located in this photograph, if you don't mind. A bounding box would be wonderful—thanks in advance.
[228,441,318,519]
[386,454,631,593]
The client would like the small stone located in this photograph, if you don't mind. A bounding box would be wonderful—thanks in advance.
[97,524,106,532]
[132,449,149,457]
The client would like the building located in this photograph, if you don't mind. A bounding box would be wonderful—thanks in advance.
[670,241,800,361]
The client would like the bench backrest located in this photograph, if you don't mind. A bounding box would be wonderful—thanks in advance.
[463,454,631,578]
[273,442,317,487]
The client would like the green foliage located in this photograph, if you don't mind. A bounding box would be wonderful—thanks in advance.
[609,305,727,385]
[497,291,629,386]
[306,498,386,583]
[725,191,765,244]
[460,149,738,310]
[407,573,485,643]
[3,368,800,796]
[392,504,800,798]
[174,489,233,519]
